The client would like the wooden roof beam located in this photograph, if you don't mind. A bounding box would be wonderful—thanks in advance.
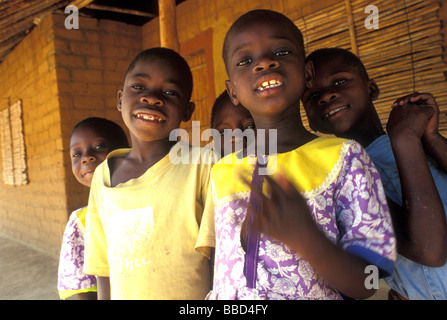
[159,0,179,52]
[69,0,94,9]
[85,4,156,18]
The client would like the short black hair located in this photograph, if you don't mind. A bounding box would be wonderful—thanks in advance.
[210,90,232,128]
[72,117,130,149]
[306,48,370,81]
[222,9,305,72]
[123,47,193,101]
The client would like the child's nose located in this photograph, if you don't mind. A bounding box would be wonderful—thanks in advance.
[81,154,96,164]
[141,93,163,106]
[319,91,338,105]
[253,58,279,73]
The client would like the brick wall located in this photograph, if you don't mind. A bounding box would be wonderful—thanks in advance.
[0,14,65,255]
[51,13,141,217]
[0,13,141,256]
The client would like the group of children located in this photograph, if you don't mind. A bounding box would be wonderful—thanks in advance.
[57,9,447,300]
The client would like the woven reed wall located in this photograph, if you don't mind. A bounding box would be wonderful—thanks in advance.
[295,0,447,137]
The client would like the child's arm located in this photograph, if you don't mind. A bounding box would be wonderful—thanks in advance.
[243,172,377,300]
[97,276,111,300]
[387,94,447,266]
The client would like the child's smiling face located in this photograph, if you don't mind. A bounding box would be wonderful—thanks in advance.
[224,20,310,119]
[70,126,114,187]
[213,100,254,156]
[118,57,194,144]
[302,55,379,136]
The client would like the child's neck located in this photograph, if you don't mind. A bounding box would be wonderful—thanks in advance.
[128,138,177,164]
[253,112,316,154]
[340,116,385,149]
[108,138,177,187]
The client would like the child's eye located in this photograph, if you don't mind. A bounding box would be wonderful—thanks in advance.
[131,84,145,90]
[95,143,106,151]
[244,124,255,131]
[335,79,347,86]
[72,152,80,158]
[236,57,252,67]
[275,50,291,57]
[308,91,320,101]
[164,90,179,97]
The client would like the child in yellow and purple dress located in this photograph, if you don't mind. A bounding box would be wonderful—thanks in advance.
[206,10,396,300]
[57,117,129,299]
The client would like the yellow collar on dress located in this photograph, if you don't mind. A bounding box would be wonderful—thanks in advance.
[211,137,353,204]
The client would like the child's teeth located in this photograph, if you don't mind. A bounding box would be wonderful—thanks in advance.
[258,80,281,91]
[324,106,348,119]
[137,114,163,121]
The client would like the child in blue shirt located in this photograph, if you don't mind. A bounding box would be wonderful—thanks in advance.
[302,47,447,299]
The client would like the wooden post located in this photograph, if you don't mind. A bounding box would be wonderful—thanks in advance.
[158,0,179,52]
[344,0,358,55]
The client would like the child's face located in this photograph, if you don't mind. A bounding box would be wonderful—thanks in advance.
[70,126,115,187]
[117,58,194,144]
[213,101,254,156]
[302,56,379,136]
[224,21,310,119]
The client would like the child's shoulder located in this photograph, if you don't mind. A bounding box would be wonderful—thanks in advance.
[292,136,358,162]
[169,141,216,167]
[304,136,354,150]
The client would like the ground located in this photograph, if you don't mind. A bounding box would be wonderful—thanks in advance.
[0,232,390,300]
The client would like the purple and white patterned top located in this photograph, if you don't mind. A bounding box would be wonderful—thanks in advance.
[57,207,97,299]
[207,138,396,300]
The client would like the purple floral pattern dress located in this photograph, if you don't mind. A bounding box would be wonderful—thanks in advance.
[57,207,97,299]
[207,138,396,300]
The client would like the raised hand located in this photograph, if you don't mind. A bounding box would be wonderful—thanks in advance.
[238,168,377,299]
[239,170,320,255]
[387,92,434,141]
[391,92,439,141]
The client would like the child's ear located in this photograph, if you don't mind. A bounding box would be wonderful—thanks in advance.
[183,101,195,122]
[368,79,380,101]
[225,80,240,105]
[305,61,315,89]
[117,89,123,111]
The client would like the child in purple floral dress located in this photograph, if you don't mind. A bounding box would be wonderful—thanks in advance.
[57,117,129,299]
[206,10,396,300]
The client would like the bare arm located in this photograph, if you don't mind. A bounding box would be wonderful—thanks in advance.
[424,133,447,172]
[97,276,111,300]
[387,93,447,266]
[417,93,447,172]
[76,291,97,300]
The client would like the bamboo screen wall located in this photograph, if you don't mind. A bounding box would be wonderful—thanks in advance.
[0,100,27,186]
[296,0,447,137]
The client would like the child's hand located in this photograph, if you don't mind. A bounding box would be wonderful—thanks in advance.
[240,170,320,254]
[387,92,435,141]
[390,92,439,142]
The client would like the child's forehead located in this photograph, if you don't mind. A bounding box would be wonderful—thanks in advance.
[71,125,108,143]
[215,102,251,120]
[230,21,299,46]
[125,57,190,90]
[225,20,304,65]
[127,57,177,77]
[314,56,356,74]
